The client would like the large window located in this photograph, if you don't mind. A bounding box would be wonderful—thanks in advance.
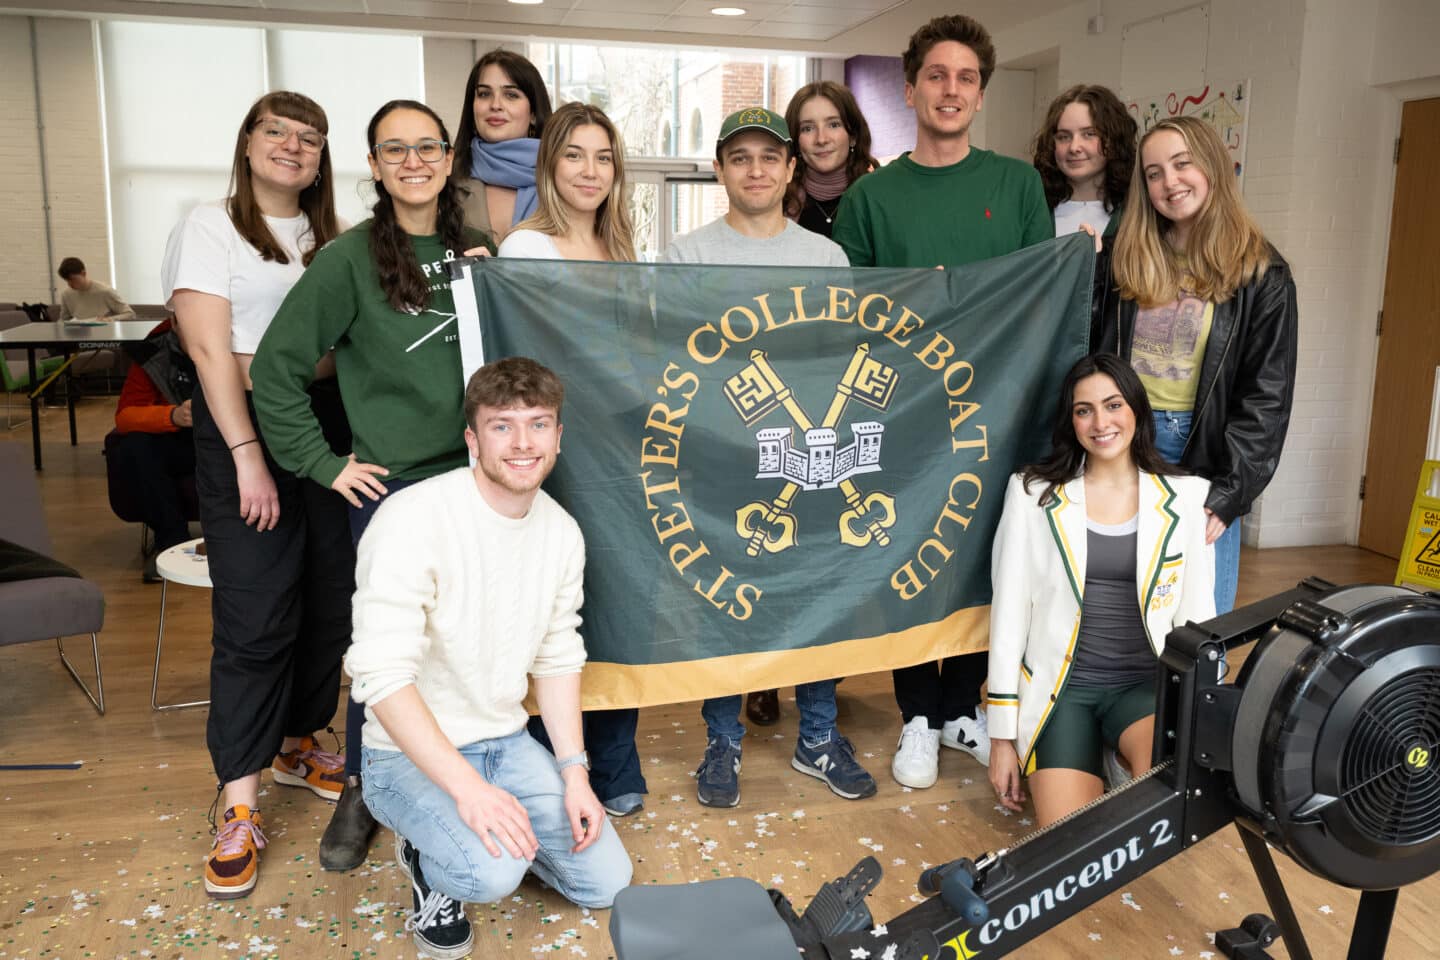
[524,42,808,258]
[101,22,421,302]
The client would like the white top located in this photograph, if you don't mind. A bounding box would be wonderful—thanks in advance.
[1053,199,1113,239]
[497,229,563,260]
[160,200,316,354]
[345,467,588,752]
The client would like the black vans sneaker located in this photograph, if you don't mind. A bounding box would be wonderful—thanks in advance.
[396,835,473,960]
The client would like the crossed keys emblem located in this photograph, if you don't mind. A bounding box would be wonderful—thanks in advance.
[723,343,899,557]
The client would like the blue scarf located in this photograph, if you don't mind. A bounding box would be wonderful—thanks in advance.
[470,137,540,226]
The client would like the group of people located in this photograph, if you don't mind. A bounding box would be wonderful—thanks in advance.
[121,10,1295,959]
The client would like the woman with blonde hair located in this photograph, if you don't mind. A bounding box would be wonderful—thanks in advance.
[1095,115,1298,614]
[497,100,648,818]
[498,101,635,261]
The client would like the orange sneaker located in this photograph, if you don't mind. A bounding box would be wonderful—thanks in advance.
[205,805,266,900]
[271,735,345,801]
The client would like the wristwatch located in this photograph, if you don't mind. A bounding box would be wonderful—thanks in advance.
[556,751,590,772]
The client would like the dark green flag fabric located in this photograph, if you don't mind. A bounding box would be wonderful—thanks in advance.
[454,233,1092,708]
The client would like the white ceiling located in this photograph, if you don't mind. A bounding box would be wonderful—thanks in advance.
[0,0,1078,54]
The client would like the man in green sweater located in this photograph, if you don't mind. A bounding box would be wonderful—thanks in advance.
[831,14,1053,793]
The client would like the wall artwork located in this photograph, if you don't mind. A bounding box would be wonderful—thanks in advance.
[1123,80,1250,186]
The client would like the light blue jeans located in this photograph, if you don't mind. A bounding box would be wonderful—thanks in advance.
[1153,409,1240,614]
[702,679,838,746]
[362,729,633,907]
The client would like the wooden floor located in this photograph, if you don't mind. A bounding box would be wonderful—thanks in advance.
[1,397,1432,960]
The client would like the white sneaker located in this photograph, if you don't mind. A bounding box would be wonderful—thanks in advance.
[892,716,941,789]
[941,707,991,766]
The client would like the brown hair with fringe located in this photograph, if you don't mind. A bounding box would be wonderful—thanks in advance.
[227,91,339,267]
[1031,84,1137,212]
[513,102,636,262]
[464,356,564,430]
[782,81,878,219]
[1113,116,1270,306]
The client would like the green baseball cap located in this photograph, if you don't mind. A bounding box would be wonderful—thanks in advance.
[716,107,791,150]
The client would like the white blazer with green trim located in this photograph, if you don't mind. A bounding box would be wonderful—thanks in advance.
[986,469,1216,771]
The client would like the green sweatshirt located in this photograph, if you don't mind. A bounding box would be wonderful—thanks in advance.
[833,148,1053,268]
[252,220,488,488]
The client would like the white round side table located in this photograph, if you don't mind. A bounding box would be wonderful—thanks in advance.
[151,537,212,711]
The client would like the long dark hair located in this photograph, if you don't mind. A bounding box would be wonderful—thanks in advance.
[366,100,469,312]
[782,81,878,218]
[452,49,554,178]
[228,91,339,267]
[1021,353,1183,504]
[1031,84,1137,213]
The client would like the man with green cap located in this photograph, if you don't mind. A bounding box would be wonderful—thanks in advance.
[664,107,849,268]
[663,107,874,810]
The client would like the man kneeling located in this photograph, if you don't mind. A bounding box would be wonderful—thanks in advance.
[346,357,632,959]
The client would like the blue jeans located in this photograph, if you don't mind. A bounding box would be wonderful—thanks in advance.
[362,729,633,907]
[703,680,838,746]
[1152,410,1240,614]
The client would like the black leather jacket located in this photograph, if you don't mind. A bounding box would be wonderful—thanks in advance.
[1093,246,1299,526]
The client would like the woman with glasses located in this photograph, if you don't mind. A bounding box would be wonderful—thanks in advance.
[161,90,352,901]
[452,49,554,245]
[496,101,647,818]
[252,98,493,872]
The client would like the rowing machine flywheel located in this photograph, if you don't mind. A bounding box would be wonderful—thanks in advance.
[1229,585,1440,889]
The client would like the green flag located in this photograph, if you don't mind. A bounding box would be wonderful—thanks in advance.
[453,233,1092,708]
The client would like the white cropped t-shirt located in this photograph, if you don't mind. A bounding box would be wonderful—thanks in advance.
[160,200,315,354]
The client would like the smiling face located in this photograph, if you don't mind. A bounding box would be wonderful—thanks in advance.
[552,123,615,217]
[905,40,985,147]
[246,113,323,196]
[1054,101,1106,191]
[795,95,851,175]
[1142,128,1210,240]
[473,63,534,143]
[367,108,454,215]
[1071,372,1136,466]
[465,403,562,511]
[714,130,794,218]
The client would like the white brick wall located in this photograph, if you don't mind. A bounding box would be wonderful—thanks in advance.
[0,15,109,305]
[992,0,1439,550]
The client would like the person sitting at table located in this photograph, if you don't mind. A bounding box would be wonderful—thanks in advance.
[57,257,135,322]
[112,318,196,583]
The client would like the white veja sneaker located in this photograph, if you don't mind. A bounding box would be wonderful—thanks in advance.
[892,716,941,789]
[941,706,991,766]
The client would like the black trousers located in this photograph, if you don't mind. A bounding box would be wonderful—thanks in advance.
[110,429,195,550]
[193,380,355,785]
[892,650,987,729]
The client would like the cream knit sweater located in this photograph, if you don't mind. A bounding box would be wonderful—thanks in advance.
[346,467,587,752]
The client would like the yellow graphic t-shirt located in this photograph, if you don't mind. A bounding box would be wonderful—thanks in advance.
[1131,284,1213,411]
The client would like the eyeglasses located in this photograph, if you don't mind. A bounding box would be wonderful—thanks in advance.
[253,119,326,153]
[373,139,449,164]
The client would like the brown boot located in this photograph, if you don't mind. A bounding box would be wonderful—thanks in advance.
[745,689,780,726]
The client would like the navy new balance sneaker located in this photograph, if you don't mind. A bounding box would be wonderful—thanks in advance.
[792,732,878,800]
[695,737,742,808]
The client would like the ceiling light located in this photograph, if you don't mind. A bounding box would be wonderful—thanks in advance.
[508,0,544,5]
[711,6,747,15]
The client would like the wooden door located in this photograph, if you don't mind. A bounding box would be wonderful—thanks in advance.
[1359,97,1440,557]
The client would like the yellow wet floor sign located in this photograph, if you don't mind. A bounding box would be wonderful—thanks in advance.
[1397,459,1440,590]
